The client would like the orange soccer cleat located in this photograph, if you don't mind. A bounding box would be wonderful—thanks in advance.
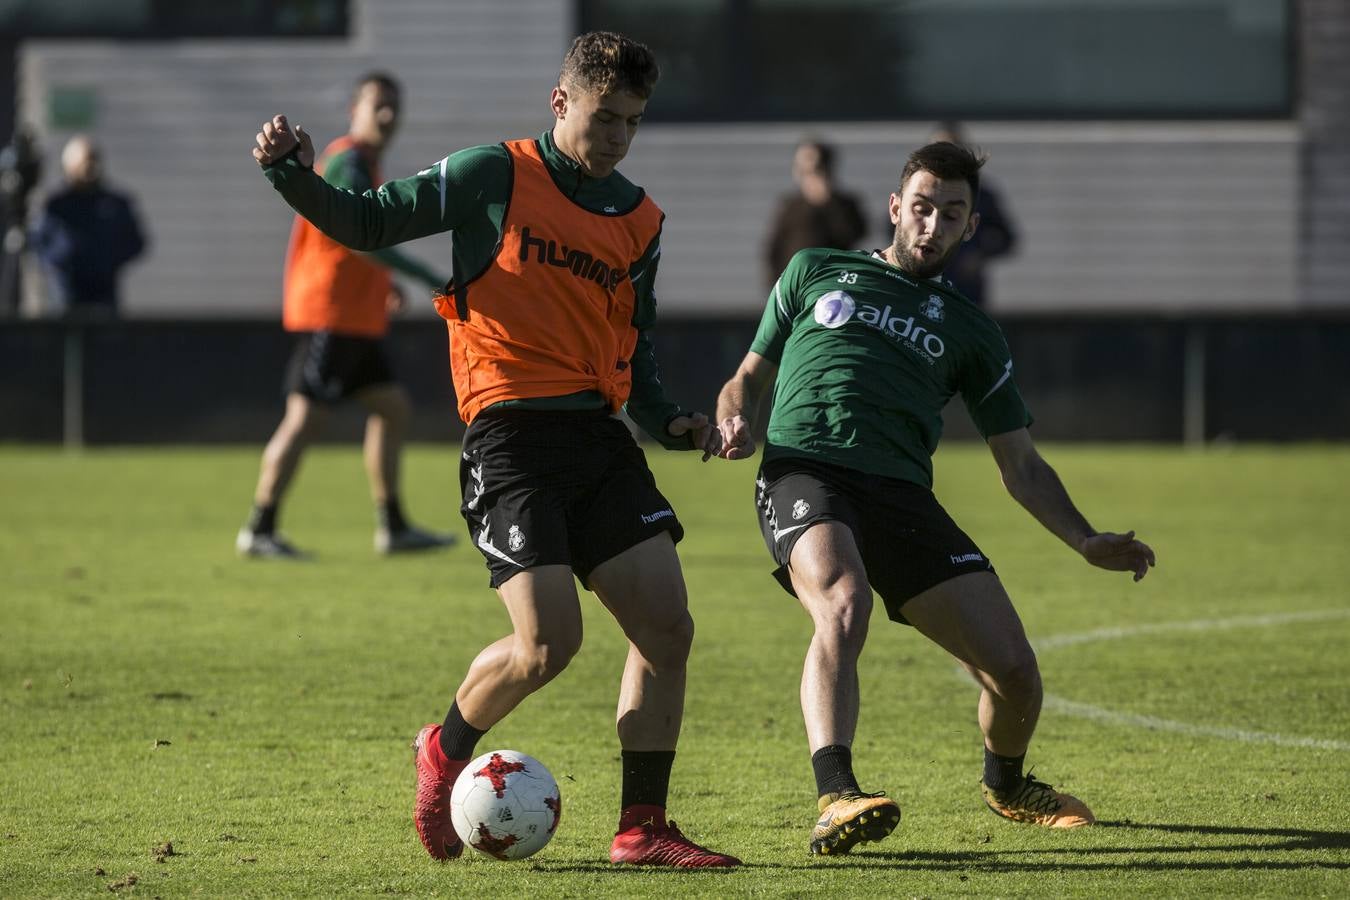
[981,774,1095,828]
[810,790,901,855]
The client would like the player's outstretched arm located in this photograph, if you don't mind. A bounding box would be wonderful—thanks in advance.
[988,428,1156,581]
[250,114,448,252]
[711,351,778,462]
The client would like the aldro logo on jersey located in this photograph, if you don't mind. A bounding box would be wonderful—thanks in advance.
[812,290,947,362]
[519,226,625,293]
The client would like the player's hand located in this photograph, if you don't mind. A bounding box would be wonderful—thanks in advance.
[667,412,718,459]
[1079,530,1156,582]
[253,114,314,169]
[385,284,406,315]
[713,415,756,461]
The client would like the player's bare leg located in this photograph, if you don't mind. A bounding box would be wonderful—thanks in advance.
[591,534,693,751]
[788,522,871,752]
[237,393,326,557]
[903,572,1041,754]
[902,572,1093,827]
[414,566,582,859]
[456,567,584,725]
[357,383,454,553]
[787,522,899,855]
[356,383,409,504]
[589,534,739,867]
[256,392,326,506]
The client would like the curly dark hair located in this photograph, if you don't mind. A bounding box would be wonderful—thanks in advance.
[901,141,987,204]
[559,31,659,99]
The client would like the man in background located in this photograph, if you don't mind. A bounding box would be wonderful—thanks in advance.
[30,134,146,317]
[915,123,1018,308]
[764,138,866,289]
[237,72,454,559]
[0,127,42,317]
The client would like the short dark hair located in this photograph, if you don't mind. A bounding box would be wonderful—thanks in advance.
[559,31,659,99]
[352,70,401,104]
[901,141,986,204]
[797,138,836,176]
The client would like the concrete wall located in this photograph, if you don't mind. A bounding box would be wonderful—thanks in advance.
[13,0,1344,319]
[1300,0,1350,307]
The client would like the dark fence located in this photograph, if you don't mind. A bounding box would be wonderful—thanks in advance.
[2,314,1348,445]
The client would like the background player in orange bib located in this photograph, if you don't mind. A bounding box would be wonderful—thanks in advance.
[238,71,454,559]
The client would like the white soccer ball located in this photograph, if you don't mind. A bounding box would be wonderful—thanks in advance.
[450,749,562,860]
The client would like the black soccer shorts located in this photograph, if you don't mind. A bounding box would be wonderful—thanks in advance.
[754,454,994,625]
[459,408,685,589]
[283,331,396,403]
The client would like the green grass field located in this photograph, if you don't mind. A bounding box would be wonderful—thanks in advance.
[2,443,1348,898]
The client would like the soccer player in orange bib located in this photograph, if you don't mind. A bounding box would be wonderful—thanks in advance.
[252,33,739,867]
[238,72,454,559]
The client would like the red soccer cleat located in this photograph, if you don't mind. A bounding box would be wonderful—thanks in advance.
[411,724,466,860]
[610,808,741,868]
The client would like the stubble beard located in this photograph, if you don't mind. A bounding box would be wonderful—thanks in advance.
[890,227,959,281]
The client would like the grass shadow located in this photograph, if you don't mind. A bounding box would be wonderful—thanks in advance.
[757,820,1350,873]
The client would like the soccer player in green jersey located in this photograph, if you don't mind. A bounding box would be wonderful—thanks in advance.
[711,141,1156,855]
[252,33,738,867]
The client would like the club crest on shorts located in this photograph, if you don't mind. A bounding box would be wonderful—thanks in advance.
[920,294,946,323]
[792,498,810,520]
[507,524,525,552]
[813,290,856,328]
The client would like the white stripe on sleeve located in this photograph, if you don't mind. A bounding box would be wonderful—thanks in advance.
[978,360,1014,405]
[438,157,448,220]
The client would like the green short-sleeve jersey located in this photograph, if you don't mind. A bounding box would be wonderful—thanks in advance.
[750,248,1032,488]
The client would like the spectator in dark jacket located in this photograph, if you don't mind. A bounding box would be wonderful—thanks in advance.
[31,135,147,316]
[764,138,866,289]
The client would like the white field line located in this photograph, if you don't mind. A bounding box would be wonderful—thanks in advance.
[1034,609,1350,653]
[1039,695,1350,751]
[1021,609,1350,752]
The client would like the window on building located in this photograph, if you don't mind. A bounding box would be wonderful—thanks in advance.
[0,0,348,38]
[577,0,1292,120]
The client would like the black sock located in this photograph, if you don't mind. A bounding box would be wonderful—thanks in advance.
[983,748,1026,792]
[811,745,861,799]
[379,495,408,533]
[620,750,676,809]
[438,703,486,761]
[247,503,277,535]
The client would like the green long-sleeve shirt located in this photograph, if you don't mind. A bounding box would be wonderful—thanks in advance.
[264,130,691,448]
[319,142,446,289]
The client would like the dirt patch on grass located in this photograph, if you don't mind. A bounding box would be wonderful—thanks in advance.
[107,872,138,891]
[152,841,177,863]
